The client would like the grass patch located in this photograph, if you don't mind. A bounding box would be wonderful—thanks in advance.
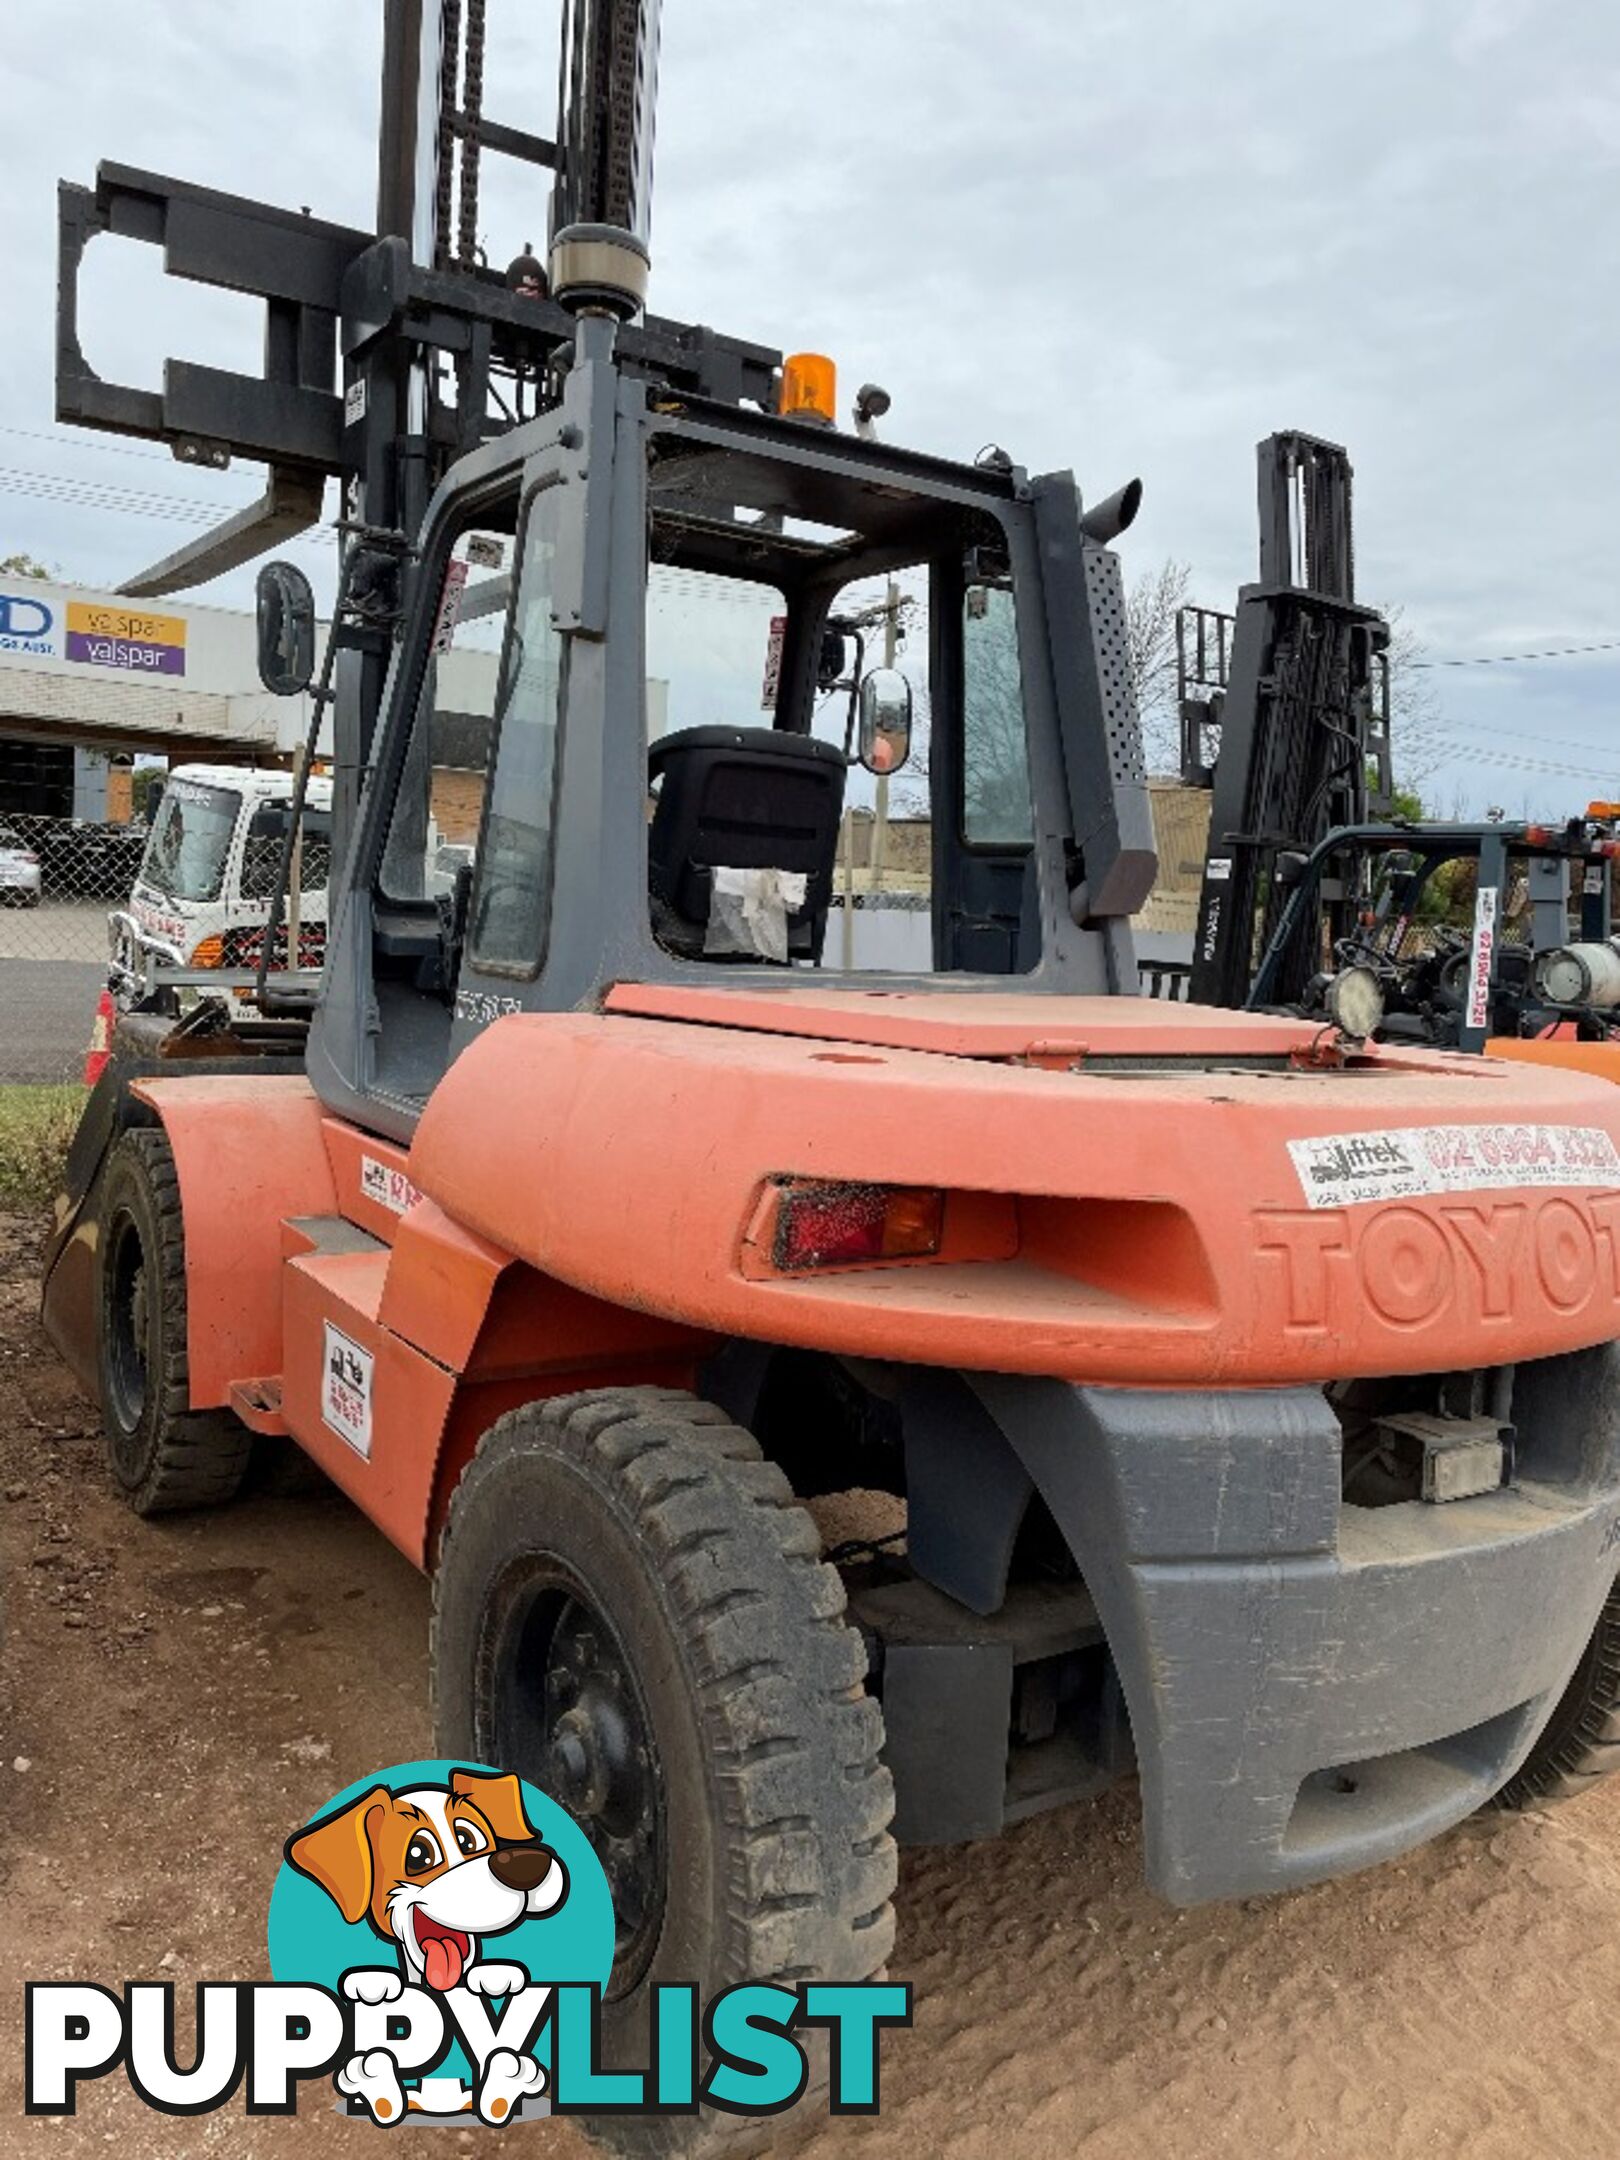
[0,1084,84,1212]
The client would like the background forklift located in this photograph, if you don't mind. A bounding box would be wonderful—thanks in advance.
[1173,430,1620,1057]
[1172,429,1620,1838]
[36,4,1620,2147]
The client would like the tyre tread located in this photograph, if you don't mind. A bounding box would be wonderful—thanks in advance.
[1497,1584,1620,1810]
[432,1385,897,2157]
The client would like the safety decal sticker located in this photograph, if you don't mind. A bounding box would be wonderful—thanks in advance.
[360,1154,421,1215]
[1287,1123,1620,1210]
[322,1324,374,1458]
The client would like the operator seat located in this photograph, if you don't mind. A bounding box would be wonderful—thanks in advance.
[648,725,847,963]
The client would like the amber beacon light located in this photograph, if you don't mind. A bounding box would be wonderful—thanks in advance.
[780,353,838,425]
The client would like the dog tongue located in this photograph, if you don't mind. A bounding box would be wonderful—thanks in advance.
[424,1934,464,1992]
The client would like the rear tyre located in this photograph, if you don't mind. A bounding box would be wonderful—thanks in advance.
[1495,1579,1620,1808]
[97,1127,253,1516]
[433,1386,897,2159]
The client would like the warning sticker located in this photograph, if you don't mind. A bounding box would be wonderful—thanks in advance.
[360,1154,421,1216]
[1287,1124,1620,1210]
[322,1323,374,1459]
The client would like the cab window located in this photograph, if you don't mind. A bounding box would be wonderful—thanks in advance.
[469,486,568,975]
[140,779,240,903]
[240,804,333,903]
[380,518,515,910]
[641,426,1040,977]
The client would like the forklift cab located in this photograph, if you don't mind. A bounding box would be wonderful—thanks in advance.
[307,326,1155,1140]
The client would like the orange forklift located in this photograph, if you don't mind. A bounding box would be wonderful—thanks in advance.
[39,2,1620,2147]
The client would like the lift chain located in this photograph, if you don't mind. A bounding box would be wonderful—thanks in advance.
[459,0,487,267]
[436,0,464,270]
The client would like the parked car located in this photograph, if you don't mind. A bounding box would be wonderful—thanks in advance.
[0,824,42,907]
[6,814,148,900]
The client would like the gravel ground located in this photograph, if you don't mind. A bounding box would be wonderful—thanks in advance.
[4,1209,1620,2158]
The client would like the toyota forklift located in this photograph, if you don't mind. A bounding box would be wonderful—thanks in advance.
[40,4,1620,2148]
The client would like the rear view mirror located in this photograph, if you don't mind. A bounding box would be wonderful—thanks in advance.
[858,668,913,777]
[256,560,317,697]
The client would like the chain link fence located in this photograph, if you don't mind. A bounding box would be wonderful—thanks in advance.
[0,815,143,1083]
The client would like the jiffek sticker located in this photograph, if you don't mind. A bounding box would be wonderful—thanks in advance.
[1288,1122,1620,1209]
[322,1323,374,1457]
[24,1759,910,2127]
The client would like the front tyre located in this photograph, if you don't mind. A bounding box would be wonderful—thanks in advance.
[1496,1579,1620,1808]
[432,1387,897,2157]
[97,1128,252,1516]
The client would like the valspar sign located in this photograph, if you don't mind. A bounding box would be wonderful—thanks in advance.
[0,592,188,674]
[65,600,187,677]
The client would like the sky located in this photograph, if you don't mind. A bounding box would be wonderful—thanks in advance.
[4,0,1619,814]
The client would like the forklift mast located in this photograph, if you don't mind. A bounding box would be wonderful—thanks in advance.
[1184,433,1392,1007]
[54,0,769,876]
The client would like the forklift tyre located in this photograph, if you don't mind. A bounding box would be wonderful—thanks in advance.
[432,1387,897,2159]
[97,1128,253,1517]
[1495,1578,1620,1809]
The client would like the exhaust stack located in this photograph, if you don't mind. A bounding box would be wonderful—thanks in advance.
[1079,479,1144,546]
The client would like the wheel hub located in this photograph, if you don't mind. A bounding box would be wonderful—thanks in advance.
[489,1568,668,1998]
[541,1602,662,1951]
[105,1214,150,1437]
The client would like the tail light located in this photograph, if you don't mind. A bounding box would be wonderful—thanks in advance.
[772,1180,944,1271]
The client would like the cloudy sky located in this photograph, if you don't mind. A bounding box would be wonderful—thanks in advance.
[6,0,1619,811]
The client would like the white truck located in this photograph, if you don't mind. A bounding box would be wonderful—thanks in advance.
[111,764,335,999]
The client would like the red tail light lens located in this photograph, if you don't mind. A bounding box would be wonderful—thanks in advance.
[772,1181,944,1271]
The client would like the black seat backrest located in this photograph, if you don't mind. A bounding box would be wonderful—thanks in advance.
[648,725,848,962]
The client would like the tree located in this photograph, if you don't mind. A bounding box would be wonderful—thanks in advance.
[1379,607,1446,790]
[131,766,166,822]
[0,551,57,580]
[1126,556,1193,771]
[891,555,1199,814]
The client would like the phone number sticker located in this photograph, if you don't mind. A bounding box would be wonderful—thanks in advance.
[1288,1123,1620,1209]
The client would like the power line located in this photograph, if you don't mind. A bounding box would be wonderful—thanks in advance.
[1412,638,1620,669]
[0,421,199,469]
[1425,736,1618,782]
[1418,711,1620,759]
[0,460,336,549]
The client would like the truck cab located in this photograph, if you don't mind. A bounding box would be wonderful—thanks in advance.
[117,762,336,990]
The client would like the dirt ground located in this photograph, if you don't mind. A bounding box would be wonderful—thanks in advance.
[5,1210,1620,2159]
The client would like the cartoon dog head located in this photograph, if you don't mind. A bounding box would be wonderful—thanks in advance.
[288,1769,568,1993]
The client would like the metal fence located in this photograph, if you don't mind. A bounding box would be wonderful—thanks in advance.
[0,815,143,1083]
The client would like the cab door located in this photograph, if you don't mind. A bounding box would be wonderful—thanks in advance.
[307,440,579,1137]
